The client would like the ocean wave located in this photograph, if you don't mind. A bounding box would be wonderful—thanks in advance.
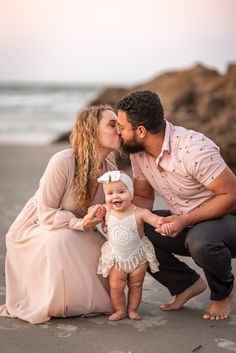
[0,84,102,144]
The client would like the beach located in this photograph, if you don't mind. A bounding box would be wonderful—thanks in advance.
[0,143,236,353]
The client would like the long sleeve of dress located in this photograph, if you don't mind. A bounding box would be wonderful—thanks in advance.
[36,150,84,231]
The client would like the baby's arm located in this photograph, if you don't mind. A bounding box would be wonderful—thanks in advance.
[139,208,164,232]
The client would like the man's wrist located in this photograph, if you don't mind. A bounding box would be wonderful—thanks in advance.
[181,214,191,228]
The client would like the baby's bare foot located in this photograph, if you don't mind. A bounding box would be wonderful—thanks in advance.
[128,309,141,320]
[160,277,207,311]
[108,310,127,321]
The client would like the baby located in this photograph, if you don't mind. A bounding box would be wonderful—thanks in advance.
[96,171,176,321]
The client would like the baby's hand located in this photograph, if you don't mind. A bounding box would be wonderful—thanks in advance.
[161,222,176,236]
[83,205,106,230]
[94,205,106,219]
[155,217,177,237]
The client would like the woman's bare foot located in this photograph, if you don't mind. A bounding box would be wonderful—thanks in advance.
[108,310,127,321]
[203,284,235,320]
[128,309,141,320]
[160,277,207,311]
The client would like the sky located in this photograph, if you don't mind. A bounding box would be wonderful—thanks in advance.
[0,0,236,85]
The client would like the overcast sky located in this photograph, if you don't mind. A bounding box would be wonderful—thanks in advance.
[0,0,235,85]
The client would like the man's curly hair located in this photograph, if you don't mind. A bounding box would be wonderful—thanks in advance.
[116,90,165,134]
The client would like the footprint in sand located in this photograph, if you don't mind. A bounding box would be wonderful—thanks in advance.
[214,338,236,351]
[55,323,77,338]
[106,313,168,332]
[0,320,28,330]
[133,315,168,332]
[108,351,132,353]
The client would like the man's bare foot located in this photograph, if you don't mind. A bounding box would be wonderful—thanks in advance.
[160,277,207,311]
[203,284,235,320]
[128,309,141,320]
[108,310,127,321]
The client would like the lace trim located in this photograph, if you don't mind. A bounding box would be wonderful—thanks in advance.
[97,236,159,277]
[112,246,146,272]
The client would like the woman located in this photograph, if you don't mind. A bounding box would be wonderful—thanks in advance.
[0,105,120,324]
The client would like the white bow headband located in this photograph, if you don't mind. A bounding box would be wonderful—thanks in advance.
[97,171,134,196]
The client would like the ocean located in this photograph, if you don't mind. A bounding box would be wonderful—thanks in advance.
[0,83,103,145]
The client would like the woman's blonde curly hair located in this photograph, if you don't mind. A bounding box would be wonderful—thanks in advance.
[70,104,114,214]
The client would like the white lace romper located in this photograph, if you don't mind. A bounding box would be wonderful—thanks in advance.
[97,208,159,277]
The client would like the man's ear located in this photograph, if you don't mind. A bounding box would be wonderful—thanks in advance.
[136,126,147,139]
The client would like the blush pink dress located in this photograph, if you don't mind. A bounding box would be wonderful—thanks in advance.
[0,149,114,324]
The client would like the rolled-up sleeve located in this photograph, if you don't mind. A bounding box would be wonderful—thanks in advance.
[186,135,226,186]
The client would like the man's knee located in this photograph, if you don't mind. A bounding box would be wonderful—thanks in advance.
[185,228,210,265]
[186,221,230,265]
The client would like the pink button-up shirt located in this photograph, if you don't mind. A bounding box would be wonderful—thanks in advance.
[130,121,226,215]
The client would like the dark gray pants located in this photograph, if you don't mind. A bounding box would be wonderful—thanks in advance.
[144,210,236,300]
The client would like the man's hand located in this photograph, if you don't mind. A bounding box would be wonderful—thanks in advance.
[156,215,187,237]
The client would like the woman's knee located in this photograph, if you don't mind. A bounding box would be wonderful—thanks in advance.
[45,228,78,249]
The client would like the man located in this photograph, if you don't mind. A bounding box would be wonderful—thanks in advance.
[116,90,236,320]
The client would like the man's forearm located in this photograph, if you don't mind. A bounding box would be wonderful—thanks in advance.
[182,194,236,227]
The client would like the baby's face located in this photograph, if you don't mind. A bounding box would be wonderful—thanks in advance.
[104,180,132,212]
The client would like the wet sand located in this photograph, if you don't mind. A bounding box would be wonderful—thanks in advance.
[0,144,235,353]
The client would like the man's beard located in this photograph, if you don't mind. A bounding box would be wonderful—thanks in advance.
[121,139,145,154]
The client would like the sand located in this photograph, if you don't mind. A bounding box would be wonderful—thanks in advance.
[0,143,235,353]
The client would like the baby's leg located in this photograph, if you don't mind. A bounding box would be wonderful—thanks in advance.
[127,262,148,320]
[108,266,128,321]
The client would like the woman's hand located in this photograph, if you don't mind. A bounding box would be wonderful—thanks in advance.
[83,204,106,230]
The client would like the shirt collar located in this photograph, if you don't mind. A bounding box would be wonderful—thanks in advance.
[155,120,171,164]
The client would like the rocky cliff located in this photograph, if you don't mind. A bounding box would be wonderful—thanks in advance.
[56,63,236,173]
[91,63,236,173]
